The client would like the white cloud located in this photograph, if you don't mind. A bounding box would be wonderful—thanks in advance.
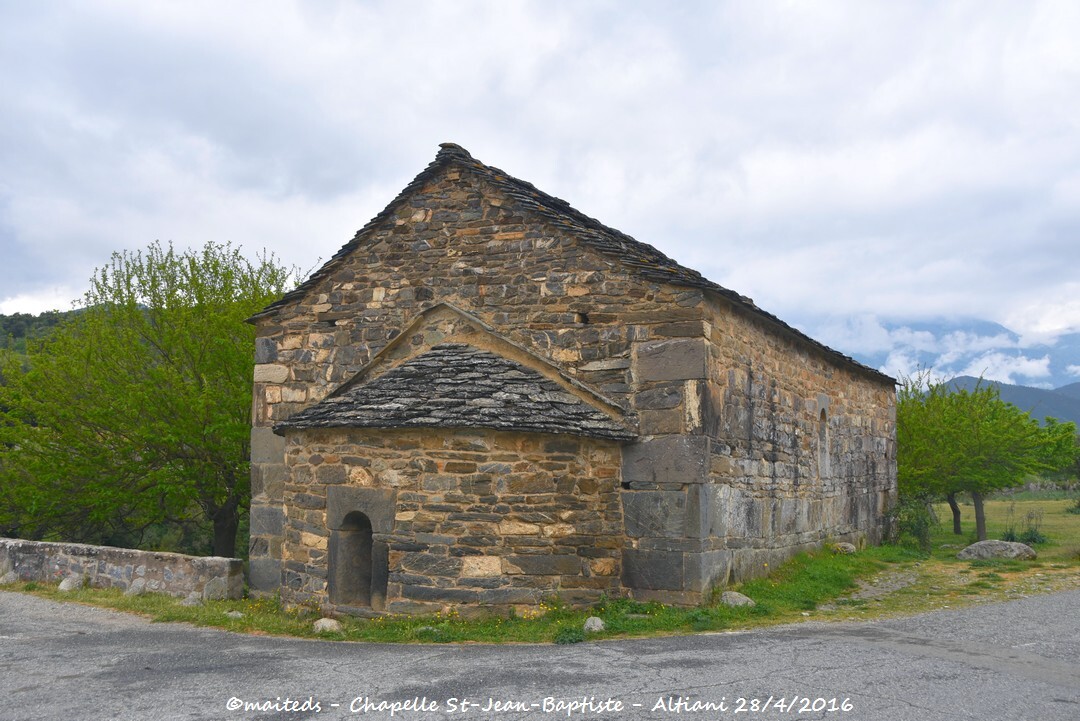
[1067,365,1080,378]
[0,288,80,315]
[954,353,1051,385]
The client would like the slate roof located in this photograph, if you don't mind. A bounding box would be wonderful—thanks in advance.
[274,343,635,441]
[251,143,893,384]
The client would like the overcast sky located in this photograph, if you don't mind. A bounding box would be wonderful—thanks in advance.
[3,1,1079,369]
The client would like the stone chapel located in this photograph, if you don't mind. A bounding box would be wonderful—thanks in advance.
[246,143,897,616]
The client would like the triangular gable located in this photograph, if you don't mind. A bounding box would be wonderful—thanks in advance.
[274,303,634,441]
[274,342,634,441]
[248,143,893,385]
[248,142,747,324]
[332,302,627,418]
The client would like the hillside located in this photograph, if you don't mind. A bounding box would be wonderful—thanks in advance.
[0,310,74,353]
[947,375,1080,426]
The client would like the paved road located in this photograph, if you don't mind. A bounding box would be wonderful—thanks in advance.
[2,589,1078,721]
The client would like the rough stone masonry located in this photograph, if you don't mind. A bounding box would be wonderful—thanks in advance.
[246,143,897,616]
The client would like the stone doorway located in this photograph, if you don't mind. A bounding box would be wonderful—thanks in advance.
[326,486,394,612]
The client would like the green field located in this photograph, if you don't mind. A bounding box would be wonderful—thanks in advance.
[932,496,1080,563]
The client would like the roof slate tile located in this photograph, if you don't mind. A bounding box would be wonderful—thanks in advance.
[275,343,635,441]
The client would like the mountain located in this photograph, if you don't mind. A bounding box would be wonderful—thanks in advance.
[946,375,1080,426]
[1055,382,1080,401]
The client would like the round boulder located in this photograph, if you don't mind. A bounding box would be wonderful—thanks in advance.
[313,618,343,633]
[58,575,84,592]
[720,591,756,608]
[957,540,1037,561]
[583,616,605,633]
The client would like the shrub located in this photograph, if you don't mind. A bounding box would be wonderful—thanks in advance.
[889,497,934,553]
[1019,528,1049,545]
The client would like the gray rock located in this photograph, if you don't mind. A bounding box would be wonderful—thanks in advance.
[720,591,756,608]
[123,578,147,596]
[58,575,84,592]
[224,610,244,619]
[180,592,203,607]
[957,540,1037,560]
[202,576,228,601]
[583,616,605,633]
[0,570,18,585]
[313,618,342,633]
[831,542,857,555]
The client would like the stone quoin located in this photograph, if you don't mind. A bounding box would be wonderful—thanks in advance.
[246,143,897,615]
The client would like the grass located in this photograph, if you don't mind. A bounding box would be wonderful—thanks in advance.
[933,497,1079,562]
[3,494,1077,644]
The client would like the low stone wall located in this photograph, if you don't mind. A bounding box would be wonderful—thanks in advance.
[0,538,243,600]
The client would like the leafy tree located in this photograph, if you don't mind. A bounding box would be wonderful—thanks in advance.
[0,242,294,557]
[896,374,1078,541]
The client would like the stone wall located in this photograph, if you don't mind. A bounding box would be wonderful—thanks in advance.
[701,297,895,586]
[617,298,896,604]
[279,428,623,615]
[249,165,703,592]
[0,538,244,599]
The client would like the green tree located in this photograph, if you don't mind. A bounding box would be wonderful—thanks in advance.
[0,242,294,557]
[896,374,1078,541]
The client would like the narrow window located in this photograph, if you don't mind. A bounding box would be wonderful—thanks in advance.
[818,409,830,479]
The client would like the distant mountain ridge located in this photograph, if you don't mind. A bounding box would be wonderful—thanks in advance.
[946,375,1080,427]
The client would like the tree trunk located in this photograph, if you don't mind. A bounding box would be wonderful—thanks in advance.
[946,492,963,535]
[971,490,987,541]
[211,497,240,558]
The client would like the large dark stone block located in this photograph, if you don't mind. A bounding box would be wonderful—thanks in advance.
[326,487,396,532]
[250,427,285,464]
[622,436,709,485]
[621,549,684,591]
[634,385,683,410]
[249,505,284,537]
[250,558,293,595]
[684,549,731,592]
[503,555,582,576]
[634,339,706,382]
[254,337,278,364]
[622,490,687,539]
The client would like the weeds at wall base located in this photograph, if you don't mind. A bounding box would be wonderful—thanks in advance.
[4,495,1078,644]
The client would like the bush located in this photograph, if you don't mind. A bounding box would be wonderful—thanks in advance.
[1019,528,1049,545]
[889,497,934,553]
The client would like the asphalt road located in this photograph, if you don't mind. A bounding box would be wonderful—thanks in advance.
[2,589,1078,721]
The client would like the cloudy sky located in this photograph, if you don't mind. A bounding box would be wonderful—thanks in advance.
[2,1,1079,379]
